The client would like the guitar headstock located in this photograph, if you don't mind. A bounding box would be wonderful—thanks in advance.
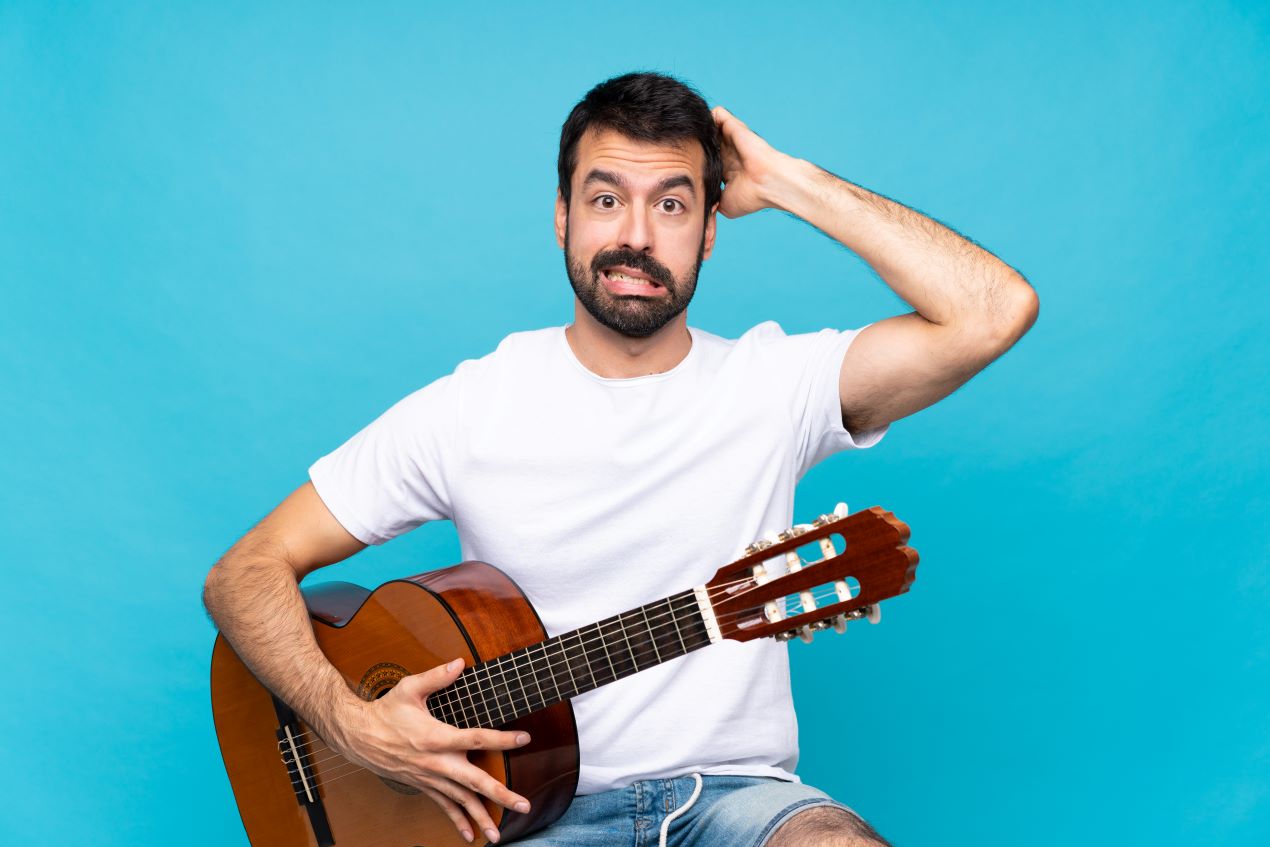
[703,504,918,644]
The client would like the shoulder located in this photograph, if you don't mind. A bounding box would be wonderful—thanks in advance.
[698,320,860,366]
[442,326,565,382]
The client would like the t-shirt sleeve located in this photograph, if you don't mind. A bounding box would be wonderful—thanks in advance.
[751,322,888,478]
[308,374,458,545]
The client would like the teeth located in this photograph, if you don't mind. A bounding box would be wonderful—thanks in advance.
[608,270,653,286]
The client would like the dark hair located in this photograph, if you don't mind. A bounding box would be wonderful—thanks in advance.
[557,72,722,216]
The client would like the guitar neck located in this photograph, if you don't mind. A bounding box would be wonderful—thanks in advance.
[427,589,712,729]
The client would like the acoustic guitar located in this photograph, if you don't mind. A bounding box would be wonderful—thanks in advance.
[210,503,918,846]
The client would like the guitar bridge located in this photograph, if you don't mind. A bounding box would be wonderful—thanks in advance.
[272,695,336,846]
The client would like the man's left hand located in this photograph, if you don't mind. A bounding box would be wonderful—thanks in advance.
[712,105,796,219]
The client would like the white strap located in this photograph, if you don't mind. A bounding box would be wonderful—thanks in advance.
[659,772,703,847]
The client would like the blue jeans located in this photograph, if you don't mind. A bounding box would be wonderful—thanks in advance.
[506,775,862,847]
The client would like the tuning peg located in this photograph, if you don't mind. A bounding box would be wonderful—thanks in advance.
[745,538,773,556]
[834,502,849,517]
[782,549,818,617]
[763,600,783,624]
[866,604,881,624]
[798,626,815,644]
[832,615,848,634]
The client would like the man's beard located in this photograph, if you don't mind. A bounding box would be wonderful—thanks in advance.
[564,228,704,339]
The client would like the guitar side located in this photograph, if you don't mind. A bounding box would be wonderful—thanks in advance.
[210,561,580,847]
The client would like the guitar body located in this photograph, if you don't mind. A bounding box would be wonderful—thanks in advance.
[210,561,580,847]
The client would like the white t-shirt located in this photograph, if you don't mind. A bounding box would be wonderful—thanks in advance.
[309,321,887,794]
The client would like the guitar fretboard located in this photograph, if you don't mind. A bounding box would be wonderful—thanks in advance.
[427,589,711,728]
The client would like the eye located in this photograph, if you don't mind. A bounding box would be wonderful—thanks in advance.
[658,198,685,214]
[593,194,619,210]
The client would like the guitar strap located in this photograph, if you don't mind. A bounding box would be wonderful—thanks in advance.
[272,694,337,847]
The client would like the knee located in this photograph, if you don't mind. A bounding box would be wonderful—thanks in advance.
[764,805,891,847]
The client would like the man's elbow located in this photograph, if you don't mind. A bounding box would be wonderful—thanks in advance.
[203,558,235,623]
[983,275,1039,354]
[201,535,287,622]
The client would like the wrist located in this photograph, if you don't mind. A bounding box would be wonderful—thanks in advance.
[299,670,369,750]
[760,155,822,214]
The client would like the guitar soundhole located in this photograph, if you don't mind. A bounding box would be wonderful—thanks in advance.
[357,661,409,700]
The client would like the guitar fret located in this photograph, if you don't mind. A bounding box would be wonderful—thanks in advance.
[468,667,494,728]
[574,628,598,691]
[486,657,514,726]
[429,689,451,724]
[453,672,479,729]
[539,641,564,704]
[438,677,470,728]
[556,634,580,698]
[445,672,467,728]
[667,597,688,654]
[520,647,547,713]
[595,622,619,682]
[639,605,662,664]
[460,687,479,729]
[533,646,553,709]
[501,654,526,723]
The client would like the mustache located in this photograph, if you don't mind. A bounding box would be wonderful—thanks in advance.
[590,249,676,290]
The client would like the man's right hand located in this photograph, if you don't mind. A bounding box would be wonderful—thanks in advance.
[332,657,534,845]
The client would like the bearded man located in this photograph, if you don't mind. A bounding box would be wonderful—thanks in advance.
[204,72,1038,846]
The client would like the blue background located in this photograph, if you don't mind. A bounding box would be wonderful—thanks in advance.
[3,2,1267,844]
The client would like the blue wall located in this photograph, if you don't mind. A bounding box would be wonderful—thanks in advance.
[2,2,1267,844]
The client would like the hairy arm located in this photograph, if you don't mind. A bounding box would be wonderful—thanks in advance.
[204,482,531,844]
[203,482,367,745]
[713,107,1040,434]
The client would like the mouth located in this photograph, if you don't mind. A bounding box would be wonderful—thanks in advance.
[600,266,668,296]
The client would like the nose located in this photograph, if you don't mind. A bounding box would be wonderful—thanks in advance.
[617,204,653,253]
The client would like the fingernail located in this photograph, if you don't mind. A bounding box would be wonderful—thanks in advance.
[514,800,530,813]
[447,658,462,672]
[461,830,473,843]
[484,828,500,843]
[515,733,530,745]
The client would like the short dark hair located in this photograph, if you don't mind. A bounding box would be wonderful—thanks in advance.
[557,72,722,216]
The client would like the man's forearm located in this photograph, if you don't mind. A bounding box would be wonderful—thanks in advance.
[204,538,363,745]
[763,156,1032,336]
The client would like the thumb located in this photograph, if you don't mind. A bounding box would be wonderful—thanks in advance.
[398,657,465,699]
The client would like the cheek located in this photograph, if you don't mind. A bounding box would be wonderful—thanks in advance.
[567,213,616,253]
[663,225,705,266]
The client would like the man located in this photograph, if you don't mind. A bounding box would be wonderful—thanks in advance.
[204,72,1038,846]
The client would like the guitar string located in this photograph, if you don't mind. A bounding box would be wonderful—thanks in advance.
[288,590,867,794]
[293,583,868,794]
[282,582,865,785]
[272,569,767,752]
[288,580,861,777]
[277,570,858,755]
[281,579,864,777]
[278,573,863,759]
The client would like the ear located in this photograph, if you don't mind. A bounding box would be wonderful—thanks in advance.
[702,204,719,260]
[554,190,568,249]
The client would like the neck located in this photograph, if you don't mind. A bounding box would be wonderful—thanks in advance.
[427,588,712,729]
[565,305,692,378]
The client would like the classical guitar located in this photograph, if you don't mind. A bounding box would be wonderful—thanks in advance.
[210,503,918,846]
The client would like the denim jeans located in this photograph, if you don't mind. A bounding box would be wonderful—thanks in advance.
[505,774,861,847]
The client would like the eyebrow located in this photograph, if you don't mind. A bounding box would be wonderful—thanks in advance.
[581,169,697,198]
